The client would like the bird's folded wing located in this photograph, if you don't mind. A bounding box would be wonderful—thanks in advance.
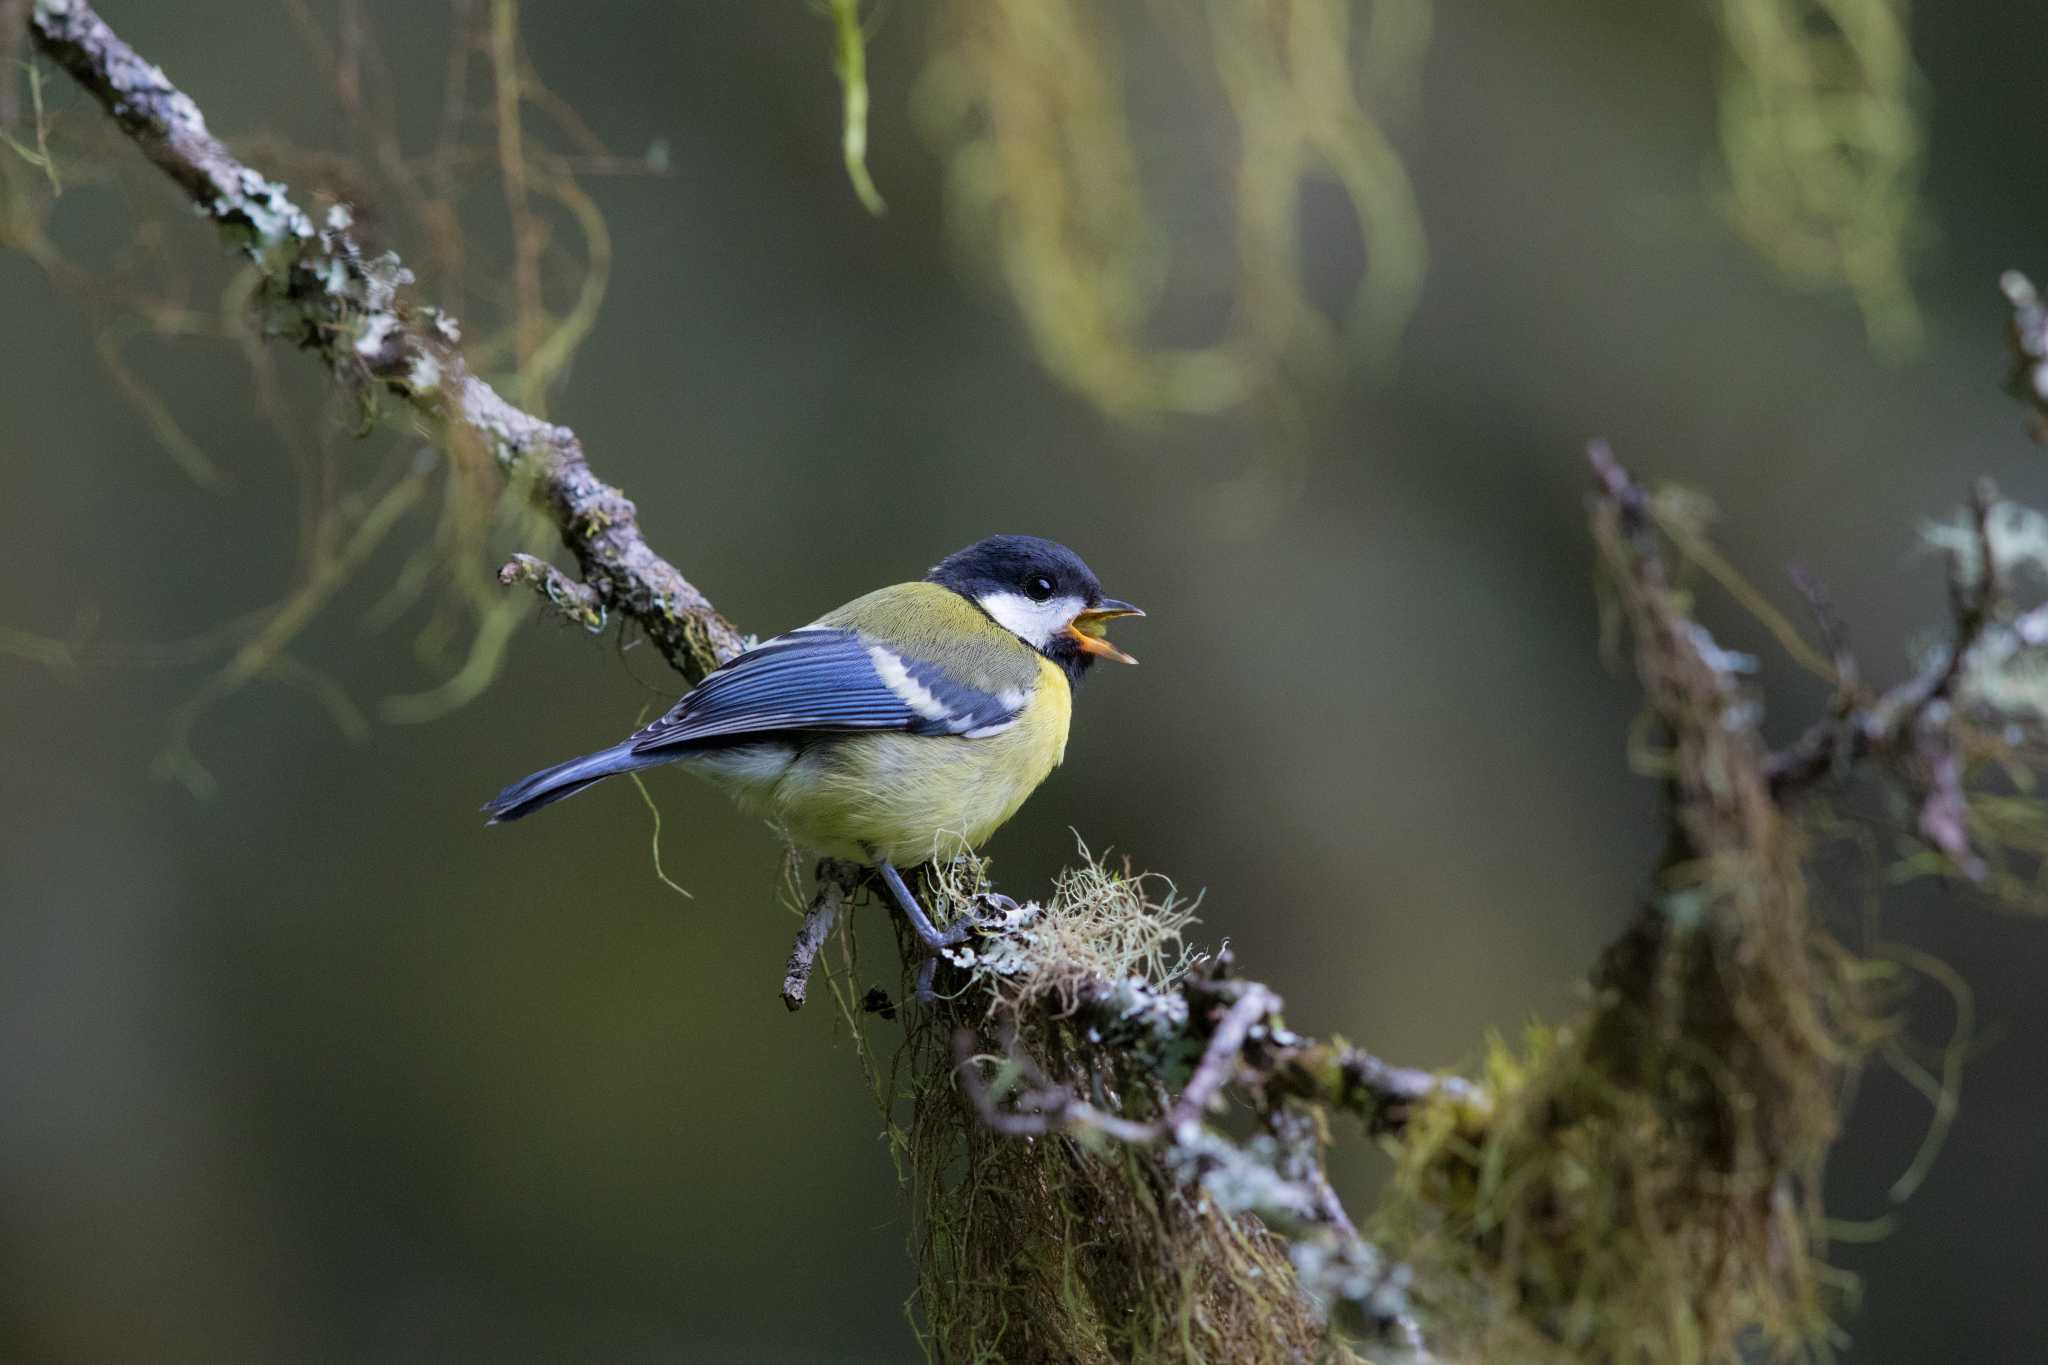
[630,627,1028,753]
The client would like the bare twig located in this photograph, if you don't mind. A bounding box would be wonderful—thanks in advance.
[498,552,605,633]
[951,1027,1159,1144]
[2004,270,2048,441]
[782,859,859,1011]
[1913,700,1980,875]
[1766,481,2004,875]
[1787,563,1858,693]
[1164,982,1273,1131]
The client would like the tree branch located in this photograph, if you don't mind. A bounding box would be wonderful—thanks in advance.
[26,0,744,680]
[1765,479,2004,875]
[2005,270,2048,441]
[782,858,859,1011]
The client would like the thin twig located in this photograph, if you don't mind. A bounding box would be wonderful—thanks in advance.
[1165,983,1272,1131]
[783,859,859,1011]
[2003,271,2048,441]
[1767,483,2003,874]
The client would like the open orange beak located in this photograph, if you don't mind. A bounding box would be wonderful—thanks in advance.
[1065,599,1144,665]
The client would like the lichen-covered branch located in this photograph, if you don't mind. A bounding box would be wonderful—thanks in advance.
[783,859,860,1011]
[1337,444,1867,1361]
[31,4,2048,1361]
[27,7,1447,1352]
[1766,479,2005,874]
[27,0,744,680]
[899,873,1444,1360]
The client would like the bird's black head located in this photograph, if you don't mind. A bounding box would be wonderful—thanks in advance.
[927,535,1143,681]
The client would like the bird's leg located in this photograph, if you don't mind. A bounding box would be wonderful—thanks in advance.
[874,860,971,951]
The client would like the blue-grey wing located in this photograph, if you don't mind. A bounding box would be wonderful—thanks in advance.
[629,628,1024,753]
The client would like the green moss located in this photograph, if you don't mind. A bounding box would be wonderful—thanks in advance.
[1376,843,1884,1362]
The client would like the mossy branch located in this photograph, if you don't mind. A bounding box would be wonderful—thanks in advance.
[28,2,2048,1360]
[24,4,1440,1349]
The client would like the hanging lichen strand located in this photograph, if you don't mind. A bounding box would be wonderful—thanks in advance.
[1712,0,1927,355]
[914,0,1429,421]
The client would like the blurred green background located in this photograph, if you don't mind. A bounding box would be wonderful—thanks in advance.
[4,2,2047,1361]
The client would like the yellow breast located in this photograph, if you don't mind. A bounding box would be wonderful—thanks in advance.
[765,653,1070,866]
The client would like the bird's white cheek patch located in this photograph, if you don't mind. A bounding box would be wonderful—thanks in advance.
[867,645,954,723]
[977,591,1084,650]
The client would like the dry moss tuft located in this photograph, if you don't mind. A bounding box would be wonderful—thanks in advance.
[936,842,1203,1019]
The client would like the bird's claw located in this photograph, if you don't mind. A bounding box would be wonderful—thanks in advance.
[973,890,1021,918]
[871,862,1029,1004]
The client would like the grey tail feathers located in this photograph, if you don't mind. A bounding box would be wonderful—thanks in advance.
[482,740,666,824]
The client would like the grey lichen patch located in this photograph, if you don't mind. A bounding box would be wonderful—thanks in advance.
[403,352,443,396]
[352,312,400,364]
[1077,971,1190,1046]
[2005,272,2048,431]
[214,165,313,257]
[357,249,414,310]
[1164,1127,1320,1223]
[425,306,462,344]
[1918,497,2048,724]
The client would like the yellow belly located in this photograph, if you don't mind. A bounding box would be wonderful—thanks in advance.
[751,655,1071,866]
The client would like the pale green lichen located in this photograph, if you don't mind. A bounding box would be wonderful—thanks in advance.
[929,842,1202,1022]
[0,61,62,194]
[824,0,886,216]
[916,0,1430,421]
[1711,0,1927,355]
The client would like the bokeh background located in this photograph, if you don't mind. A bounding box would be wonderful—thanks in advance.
[4,2,2048,1361]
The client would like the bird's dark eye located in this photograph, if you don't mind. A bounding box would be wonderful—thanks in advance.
[1025,575,1056,602]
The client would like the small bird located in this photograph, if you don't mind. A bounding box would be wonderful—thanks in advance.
[483,535,1142,951]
